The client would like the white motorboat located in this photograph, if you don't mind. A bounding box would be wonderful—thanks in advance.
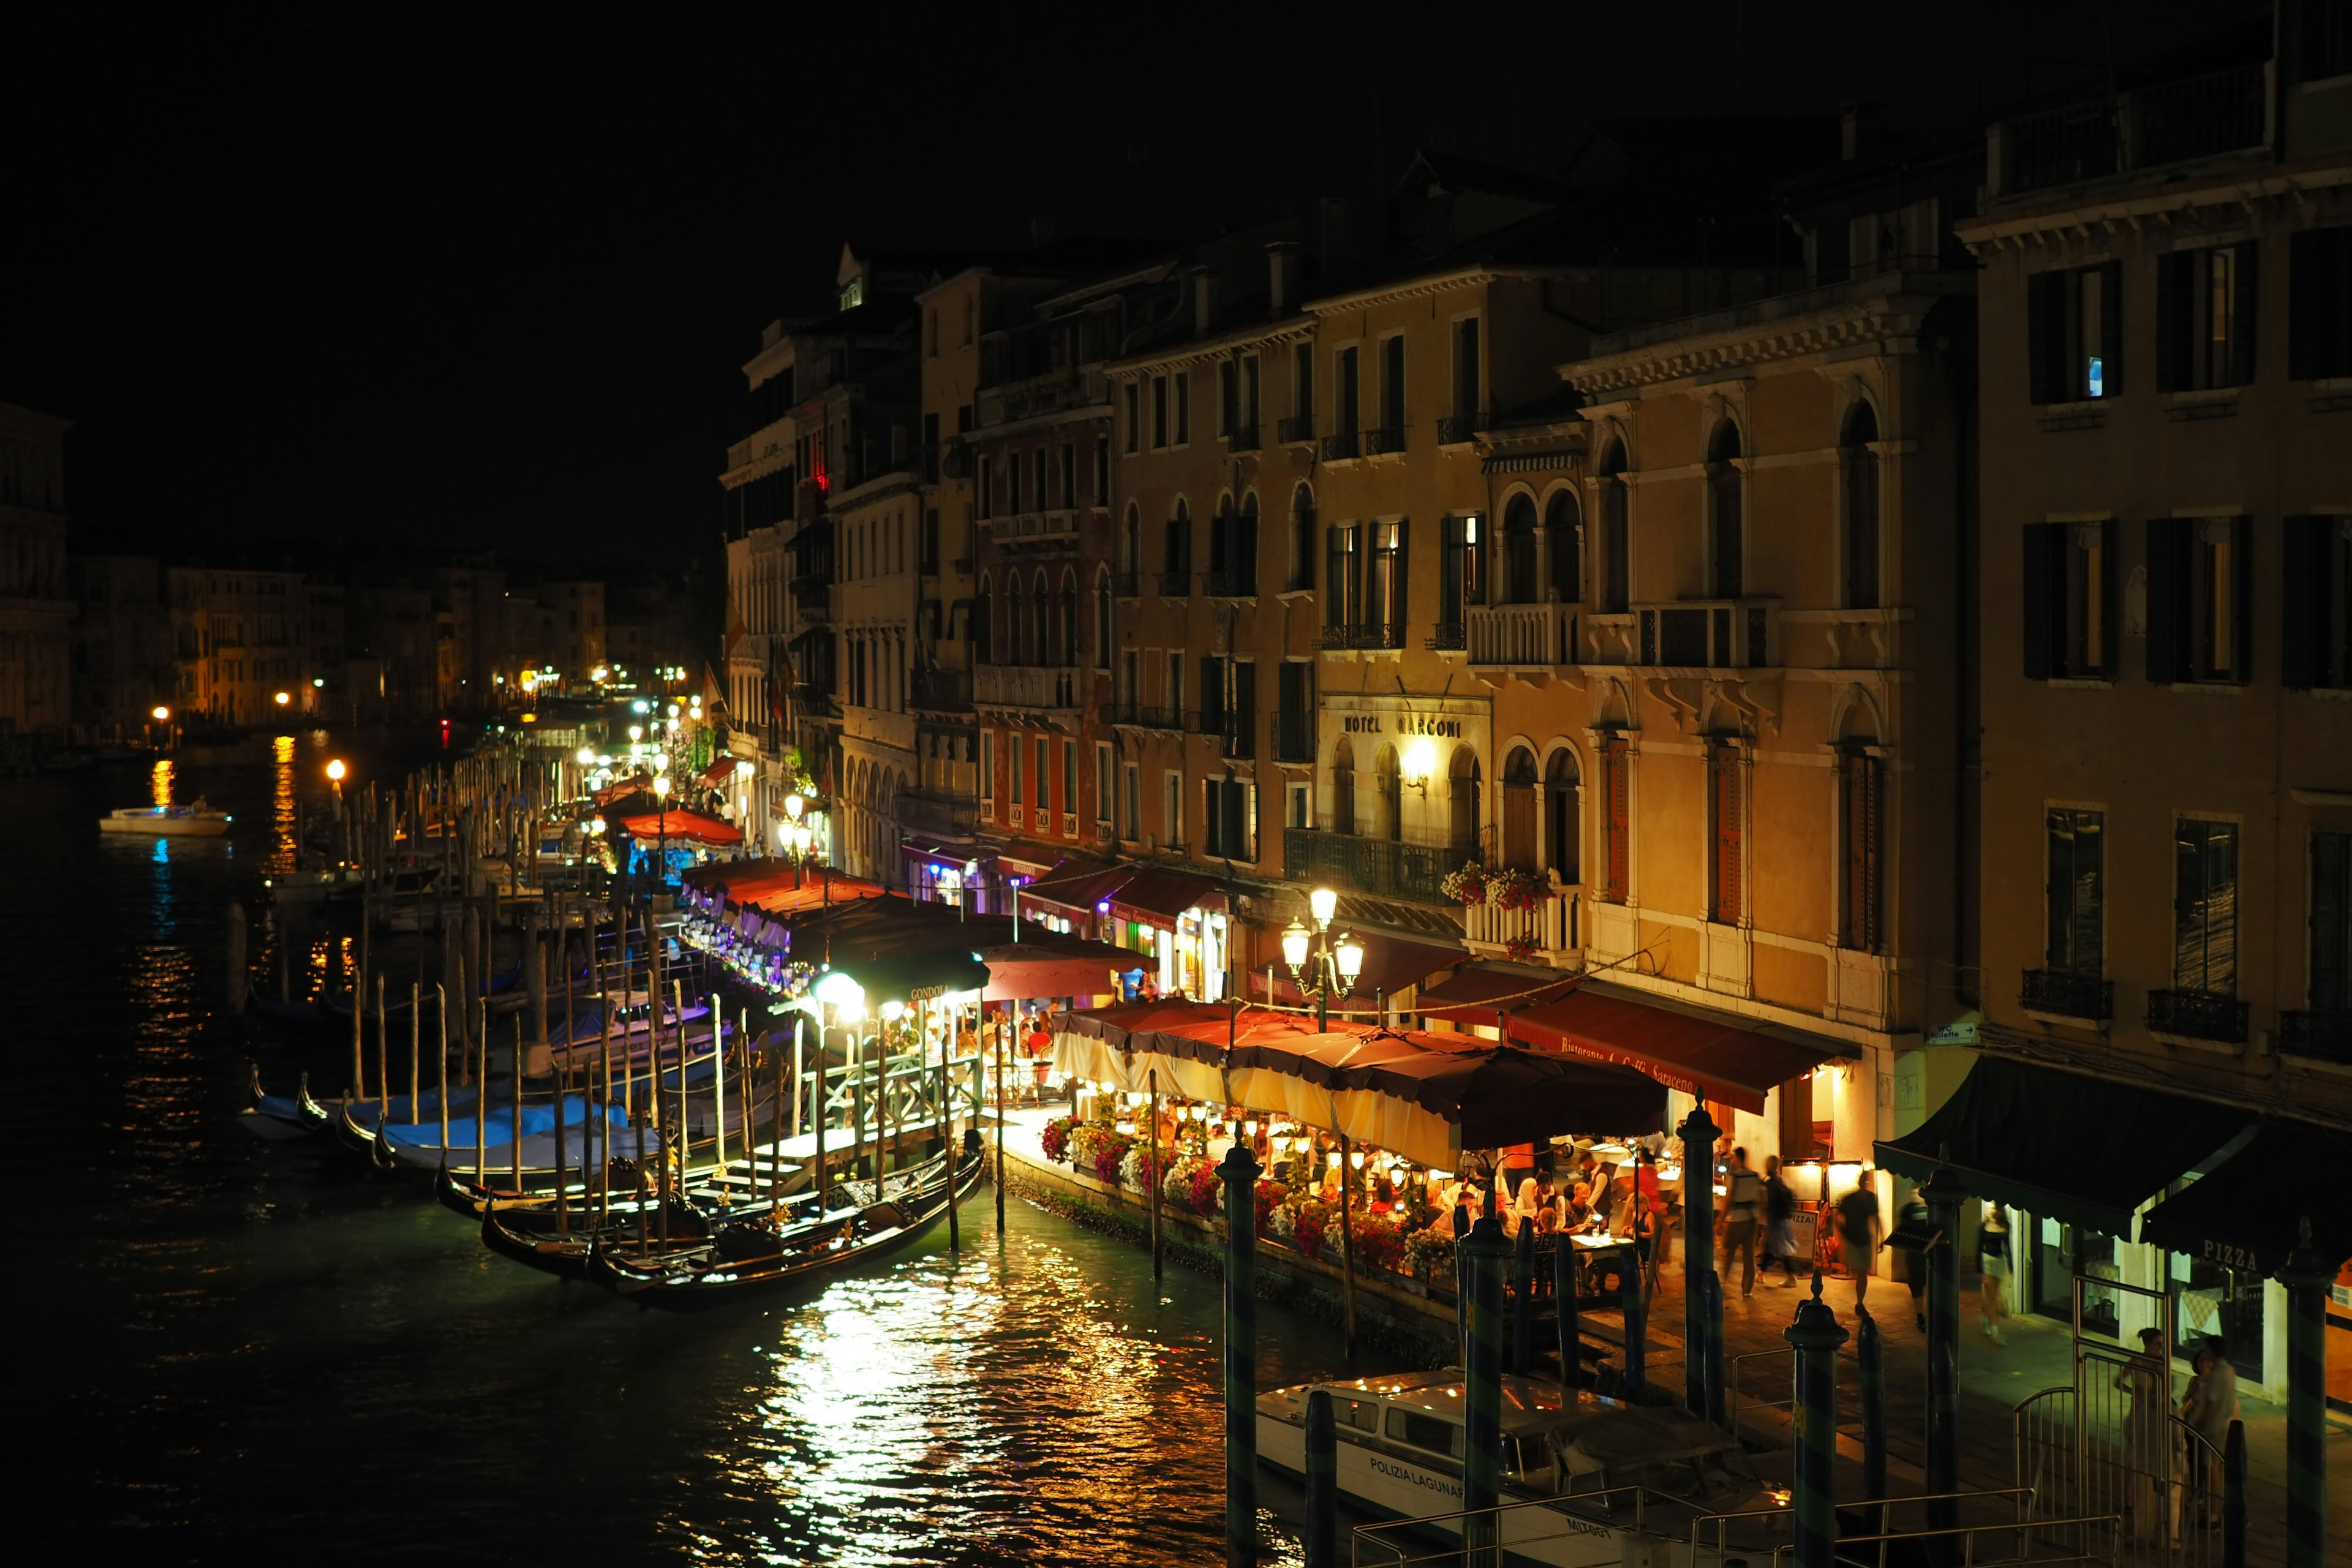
[99,800,231,837]
[1256,1370,1782,1566]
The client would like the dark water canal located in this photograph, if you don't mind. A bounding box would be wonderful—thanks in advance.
[5,728,1388,1565]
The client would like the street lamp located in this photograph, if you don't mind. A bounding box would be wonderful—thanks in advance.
[274,690,290,708]
[152,706,171,722]
[1282,887,1365,1031]
[652,772,670,891]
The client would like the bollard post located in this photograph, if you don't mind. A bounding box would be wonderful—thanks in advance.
[1701,1266,1727,1427]
[2222,1417,2246,1568]
[1461,1214,1510,1568]
[2278,1218,2328,1568]
[1785,1270,1849,1568]
[1555,1233,1581,1392]
[1303,1387,1336,1568]
[1219,1143,1261,1568]
[1856,1303,1885,1534]
[1677,1105,1721,1417]
[1618,1241,1646,1403]
[1513,1219,1536,1379]
[1921,1163,1965,1554]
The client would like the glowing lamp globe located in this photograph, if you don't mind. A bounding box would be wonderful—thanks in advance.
[325,759,347,782]
[1335,936,1366,982]
[1280,919,1310,973]
[1308,886,1339,929]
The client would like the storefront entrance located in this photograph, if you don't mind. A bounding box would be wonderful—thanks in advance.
[2168,1250,2265,1384]
[2031,1218,2120,1338]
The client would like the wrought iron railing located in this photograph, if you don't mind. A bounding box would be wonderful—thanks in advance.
[2146,988,2249,1044]
[1226,422,1261,452]
[1273,710,1314,763]
[2002,64,2268,195]
[1426,621,1465,652]
[1319,431,1359,461]
[1109,701,1187,732]
[2021,968,2113,1022]
[1156,570,1191,597]
[2134,63,2267,167]
[1435,412,1489,445]
[1277,414,1314,445]
[1317,622,1405,652]
[1362,424,1406,456]
[1200,567,1258,598]
[2280,1008,2352,1063]
[1282,828,1470,905]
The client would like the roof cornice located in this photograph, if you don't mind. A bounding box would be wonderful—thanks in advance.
[1956,160,2352,252]
[1562,276,1968,398]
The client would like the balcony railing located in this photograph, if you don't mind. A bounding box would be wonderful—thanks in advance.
[2280,1009,2351,1065]
[1463,887,1581,957]
[1320,431,1359,462]
[1278,415,1314,445]
[1273,710,1315,763]
[974,664,1081,710]
[1363,424,1406,457]
[1111,570,1144,598]
[2000,63,2269,195]
[1221,712,1254,760]
[1283,827,1472,906]
[1110,701,1188,732]
[1609,601,1773,669]
[1318,622,1406,652]
[898,788,977,840]
[976,363,1109,426]
[1201,567,1259,598]
[908,668,971,711]
[2146,988,2250,1045]
[1227,423,1261,452]
[1156,570,1192,597]
[1427,622,1465,652]
[1435,412,1490,446]
[1467,603,1570,666]
[987,510,1080,540]
[2136,64,2266,168]
[2020,968,2113,1023]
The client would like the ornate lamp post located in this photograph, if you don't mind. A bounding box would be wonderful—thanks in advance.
[1280,886,1365,1032]
[652,772,669,891]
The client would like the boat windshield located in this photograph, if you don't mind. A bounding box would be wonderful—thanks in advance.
[1384,1407,1463,1459]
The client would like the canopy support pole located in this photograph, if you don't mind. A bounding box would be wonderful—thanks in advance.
[1336,1131,1358,1363]
[1148,1069,1162,1282]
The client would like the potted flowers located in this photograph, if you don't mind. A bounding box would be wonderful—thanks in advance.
[1439,862,1490,905]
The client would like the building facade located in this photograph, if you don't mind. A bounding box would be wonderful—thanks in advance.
[0,403,74,738]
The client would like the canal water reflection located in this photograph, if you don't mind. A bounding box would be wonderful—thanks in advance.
[5,730,1378,1564]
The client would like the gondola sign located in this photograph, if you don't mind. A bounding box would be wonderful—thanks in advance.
[907,982,956,1001]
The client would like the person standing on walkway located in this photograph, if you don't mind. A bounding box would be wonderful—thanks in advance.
[1836,1169,1882,1306]
[1978,1202,2011,1344]
[2180,1337,2239,1505]
[1895,1184,1932,1329]
[1760,1155,1800,1287]
[1722,1147,1763,1297]
[2116,1326,2171,1540]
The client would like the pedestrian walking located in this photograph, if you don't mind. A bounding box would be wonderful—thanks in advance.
[1894,1184,1931,1329]
[1978,1202,2011,1344]
[1836,1169,1882,1306]
[1722,1147,1763,1297]
[1760,1154,1800,1287]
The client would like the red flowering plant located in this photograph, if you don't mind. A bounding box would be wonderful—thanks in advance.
[1039,1116,1075,1164]
[1291,1207,1327,1257]
[1488,867,1548,911]
[1504,933,1540,963]
[1186,1161,1224,1216]
[1254,1177,1287,1232]
[1090,1131,1134,1186]
[1348,1217,1408,1274]
[1439,862,1490,906]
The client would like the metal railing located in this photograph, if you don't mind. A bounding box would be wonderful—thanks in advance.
[973,665,1081,710]
[1426,621,1465,651]
[1284,827,1470,905]
[2015,1387,2225,1567]
[1278,413,1314,445]
[907,668,970,710]
[1321,431,1359,461]
[1110,570,1142,598]
[1363,424,1406,456]
[1226,422,1261,451]
[2145,988,2248,1044]
[1436,412,1489,445]
[1155,569,1191,597]
[2021,968,2113,1023]
[1109,701,1187,732]
[2002,63,2268,195]
[1318,622,1406,651]
[1273,710,1314,763]
[2279,1008,2351,1063]
[1200,567,1258,598]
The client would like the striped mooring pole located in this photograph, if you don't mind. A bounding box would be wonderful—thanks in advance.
[1618,1240,1646,1402]
[1856,1302,1886,1535]
[2278,1216,2329,1567]
[1303,1388,1336,1568]
[1220,1142,1261,1568]
[1462,1214,1512,1568]
[2223,1417,2247,1568]
[1453,1200,1472,1368]
[1555,1231,1581,1392]
[1677,1105,1721,1417]
[1512,1219,1536,1378]
[1921,1162,1966,1548]
[1700,1265,1727,1426]
[1785,1270,1849,1568]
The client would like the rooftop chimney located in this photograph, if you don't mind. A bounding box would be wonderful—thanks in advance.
[1192,265,1219,335]
[1265,241,1300,317]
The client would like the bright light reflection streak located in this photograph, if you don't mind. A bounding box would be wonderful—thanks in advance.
[151,758,174,809]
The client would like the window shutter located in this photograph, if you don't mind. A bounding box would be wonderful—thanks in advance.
[2098,518,2120,676]
[1713,744,1743,926]
[2282,514,2323,688]
[2230,243,2260,389]
[2156,252,2188,393]
[1605,738,1630,902]
[2098,261,2123,396]
[1392,517,1411,643]
[2145,517,2188,682]
[1843,753,1881,953]
[1326,526,1346,628]
[2027,271,2062,404]
[2022,523,2059,679]
[2231,515,2255,683]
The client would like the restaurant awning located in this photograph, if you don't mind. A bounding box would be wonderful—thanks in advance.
[1019,862,1140,919]
[2136,1119,2352,1275]
[1059,999,1665,1169]
[1874,1054,2255,1237]
[594,774,654,807]
[1107,867,1223,925]
[1506,981,1855,1113]
[695,755,741,788]
[1252,932,1468,1009]
[616,809,742,847]
[976,929,1147,1001]
[1417,962,1580,1021]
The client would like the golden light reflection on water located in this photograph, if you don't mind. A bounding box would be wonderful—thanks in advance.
[151,758,175,809]
[268,736,297,875]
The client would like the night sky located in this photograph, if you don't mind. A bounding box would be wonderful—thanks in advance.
[7,2,2266,579]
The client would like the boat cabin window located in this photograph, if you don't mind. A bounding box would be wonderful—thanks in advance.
[1335,1398,1381,1433]
[1385,1408,1463,1458]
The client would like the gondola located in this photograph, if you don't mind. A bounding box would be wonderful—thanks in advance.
[587,1133,984,1311]
[239,1066,326,1140]
[478,1174,829,1281]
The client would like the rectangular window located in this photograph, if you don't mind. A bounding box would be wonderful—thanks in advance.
[1151,377,1169,448]
[1220,360,1240,434]
[1123,761,1140,839]
[1326,523,1362,629]
[1093,435,1109,504]
[2280,515,2352,689]
[1841,753,1882,952]
[2158,243,2258,391]
[1033,448,1049,511]
[2045,807,2105,977]
[2289,225,2352,380]
[981,730,996,813]
[1203,779,1258,861]
[1124,383,1141,453]
[1164,770,1184,848]
[1286,780,1311,830]
[1379,334,1406,433]
[2312,831,2352,1012]
[1365,520,1404,643]
[1242,355,1260,429]
[1601,735,1630,903]
[1199,654,1226,734]
[1119,649,1139,711]
[1440,514,1484,633]
[1294,342,1314,424]
[1165,650,1183,722]
[2026,262,2123,402]
[2022,521,2116,679]
[1035,737,1050,817]
[1094,742,1112,826]
[2145,517,2252,684]
[2174,818,2239,996]
[1336,346,1360,434]
[1454,317,1480,419]
[1709,742,1744,925]
[1173,371,1191,444]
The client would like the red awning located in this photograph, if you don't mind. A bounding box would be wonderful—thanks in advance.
[1019,863,1141,918]
[1505,983,1856,1114]
[696,755,741,788]
[1107,867,1223,925]
[977,930,1146,1001]
[739,872,888,917]
[1251,932,1468,1009]
[1416,963,1580,1020]
[615,810,742,847]
[595,775,654,807]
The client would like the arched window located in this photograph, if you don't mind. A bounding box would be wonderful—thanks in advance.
[1502,745,1540,869]
[1031,569,1050,667]
[1503,493,1539,604]
[1094,566,1113,671]
[1708,421,1743,598]
[1237,491,1261,596]
[1598,440,1629,612]
[1374,744,1402,842]
[973,575,993,664]
[1331,737,1356,835]
[1058,568,1079,666]
[1121,503,1142,579]
[1449,746,1482,853]
[1165,499,1192,592]
[1004,574,1024,665]
[1289,483,1316,593]
[1545,748,1581,882]
[1842,401,1880,608]
[1546,490,1583,603]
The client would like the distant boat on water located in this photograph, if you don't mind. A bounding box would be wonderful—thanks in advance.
[99,800,230,837]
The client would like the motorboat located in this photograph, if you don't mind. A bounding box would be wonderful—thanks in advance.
[1256,1371,1781,1566]
[99,800,230,836]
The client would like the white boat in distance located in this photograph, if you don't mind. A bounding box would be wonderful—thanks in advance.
[100,801,232,837]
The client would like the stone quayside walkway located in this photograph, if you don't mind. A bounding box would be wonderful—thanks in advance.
[982,1107,2350,1562]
